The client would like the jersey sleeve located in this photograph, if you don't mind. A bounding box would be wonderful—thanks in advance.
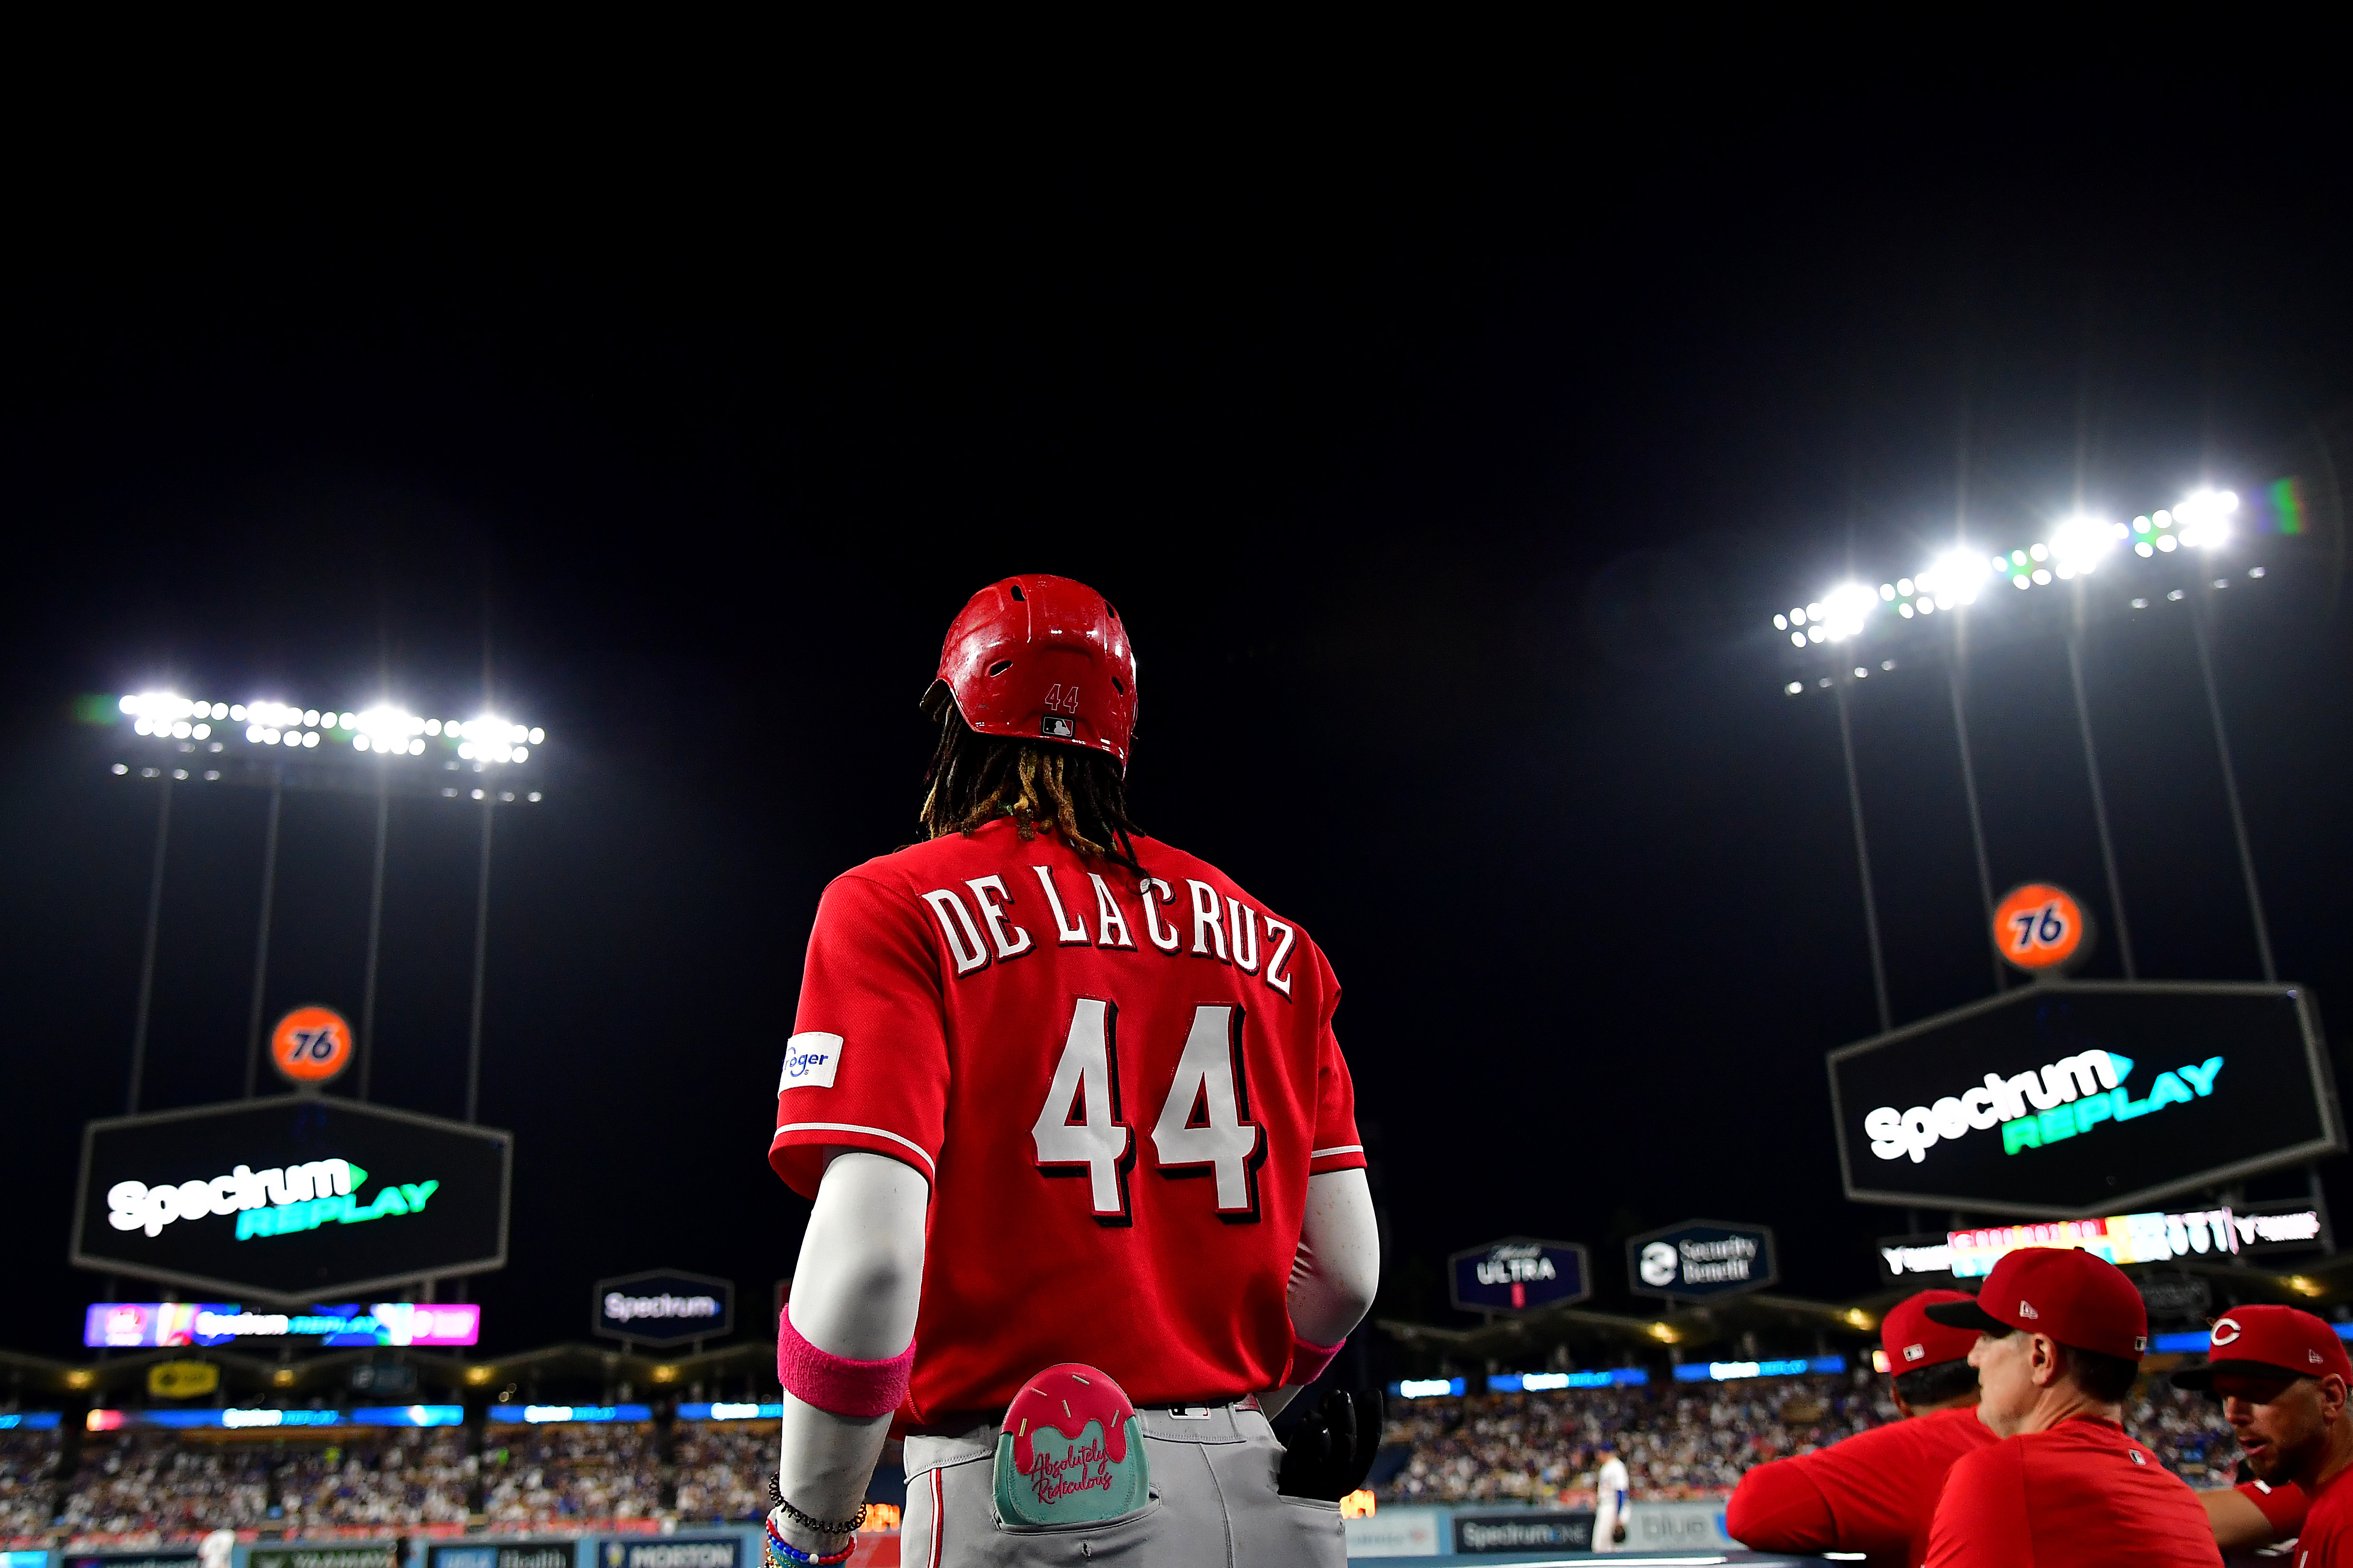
[769,872,949,1198]
[2239,1479,2308,1538]
[1306,949,1367,1176]
[1725,1456,1839,1551]
[1923,1443,2027,1568]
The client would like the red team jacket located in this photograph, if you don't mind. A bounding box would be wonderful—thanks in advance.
[1922,1416,2220,1567]
[1726,1404,1998,1567]
[771,821,1367,1422]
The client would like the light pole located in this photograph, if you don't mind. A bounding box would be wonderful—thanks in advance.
[1770,484,2292,1026]
[104,693,548,1119]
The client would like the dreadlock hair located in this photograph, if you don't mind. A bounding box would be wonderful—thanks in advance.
[919,708,1146,878]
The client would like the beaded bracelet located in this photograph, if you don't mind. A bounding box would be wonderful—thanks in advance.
[760,1527,854,1568]
[765,1474,868,1538]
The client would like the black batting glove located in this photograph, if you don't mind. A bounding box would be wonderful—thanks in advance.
[1277,1389,1384,1501]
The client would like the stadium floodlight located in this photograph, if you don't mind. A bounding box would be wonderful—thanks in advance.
[1910,549,1990,615]
[2047,515,2119,579]
[1815,583,1878,642]
[100,684,551,1139]
[2176,488,2238,549]
[110,692,545,779]
[1766,478,2282,652]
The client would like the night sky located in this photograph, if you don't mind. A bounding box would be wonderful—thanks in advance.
[6,81,2352,1369]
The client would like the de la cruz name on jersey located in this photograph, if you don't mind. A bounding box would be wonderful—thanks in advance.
[770,819,1366,1418]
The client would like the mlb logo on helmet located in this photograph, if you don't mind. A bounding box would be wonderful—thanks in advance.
[994,1364,1151,1528]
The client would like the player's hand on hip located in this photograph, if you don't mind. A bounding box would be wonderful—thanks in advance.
[1277,1388,1384,1501]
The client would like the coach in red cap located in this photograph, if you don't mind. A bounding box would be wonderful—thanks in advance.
[1920,1247,2218,1566]
[2174,1304,2353,1561]
[1727,1289,1995,1566]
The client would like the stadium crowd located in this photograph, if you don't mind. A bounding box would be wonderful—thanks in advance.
[670,1422,769,1522]
[0,1427,62,1542]
[1375,1367,2247,1506]
[479,1422,657,1526]
[0,1368,2249,1540]
[58,1430,473,1539]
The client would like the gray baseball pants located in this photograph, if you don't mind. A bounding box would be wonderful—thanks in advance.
[898,1401,1346,1567]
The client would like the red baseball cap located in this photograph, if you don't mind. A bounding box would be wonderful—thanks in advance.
[2173,1305,2353,1390]
[1882,1289,1983,1372]
[1923,1247,2149,1360]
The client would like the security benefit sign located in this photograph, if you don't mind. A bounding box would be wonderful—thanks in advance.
[1627,1220,1778,1303]
[73,1096,512,1301]
[1447,1238,1592,1314]
[593,1270,734,1345]
[1829,982,2342,1218]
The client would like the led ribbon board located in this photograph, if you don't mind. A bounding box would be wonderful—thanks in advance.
[1828,982,2342,1218]
[84,1302,480,1349]
[72,1096,511,1301]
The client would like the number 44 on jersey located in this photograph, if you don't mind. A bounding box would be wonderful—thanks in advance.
[1032,998,1267,1228]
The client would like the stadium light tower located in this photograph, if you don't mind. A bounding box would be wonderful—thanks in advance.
[99,690,549,1128]
[1770,482,2294,1029]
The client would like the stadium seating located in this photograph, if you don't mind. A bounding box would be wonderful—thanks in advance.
[58,1430,472,1540]
[479,1421,658,1527]
[1,1376,2247,1542]
[1375,1370,2247,1505]
[0,1427,62,1543]
[671,1423,769,1522]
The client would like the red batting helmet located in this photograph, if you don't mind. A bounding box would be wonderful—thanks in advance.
[922,575,1138,769]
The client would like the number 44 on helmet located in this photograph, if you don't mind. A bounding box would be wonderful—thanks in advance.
[924,575,1139,769]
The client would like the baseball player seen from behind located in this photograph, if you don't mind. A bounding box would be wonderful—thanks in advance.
[764,575,1382,1568]
[1726,1289,1996,1567]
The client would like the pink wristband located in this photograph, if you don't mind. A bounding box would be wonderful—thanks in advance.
[1289,1333,1344,1386]
[777,1309,916,1419]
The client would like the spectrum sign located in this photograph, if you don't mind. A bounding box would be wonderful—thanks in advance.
[72,1096,510,1300]
[85,1302,480,1349]
[1829,982,2341,1217]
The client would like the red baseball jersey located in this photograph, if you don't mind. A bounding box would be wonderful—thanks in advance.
[2291,1466,2352,1565]
[1923,1416,2220,1567]
[2240,1477,2306,1543]
[771,819,1366,1420]
[1726,1403,1998,1567]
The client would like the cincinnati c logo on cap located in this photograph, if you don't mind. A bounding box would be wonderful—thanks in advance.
[1904,1344,1925,1361]
[2212,1317,2243,1347]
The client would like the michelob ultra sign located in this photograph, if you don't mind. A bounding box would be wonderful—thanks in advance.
[73,1096,511,1301]
[1828,982,2341,1218]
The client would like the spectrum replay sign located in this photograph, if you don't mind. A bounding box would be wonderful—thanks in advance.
[1829,982,2341,1218]
[73,1097,511,1301]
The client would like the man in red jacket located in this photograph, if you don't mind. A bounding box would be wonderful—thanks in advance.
[1921,1247,2218,1567]
[1726,1289,1996,1567]
[2173,1304,2353,1564]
